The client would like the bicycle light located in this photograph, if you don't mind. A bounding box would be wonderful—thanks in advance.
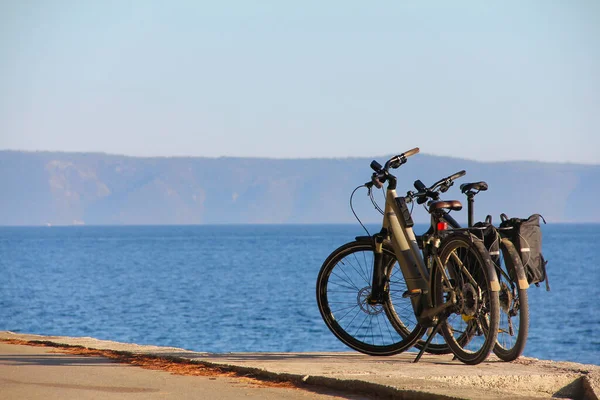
[437,222,448,231]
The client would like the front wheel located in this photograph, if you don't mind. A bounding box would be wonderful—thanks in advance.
[316,240,425,356]
[432,234,500,365]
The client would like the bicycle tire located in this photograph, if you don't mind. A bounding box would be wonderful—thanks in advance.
[493,238,530,361]
[432,233,500,365]
[316,240,425,356]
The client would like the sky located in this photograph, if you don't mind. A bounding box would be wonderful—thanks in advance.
[1,1,599,164]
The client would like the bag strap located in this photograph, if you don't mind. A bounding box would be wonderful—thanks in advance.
[528,213,547,224]
[542,256,550,291]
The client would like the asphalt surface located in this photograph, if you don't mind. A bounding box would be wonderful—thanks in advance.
[1,332,598,400]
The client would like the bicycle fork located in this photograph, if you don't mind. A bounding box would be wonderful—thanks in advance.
[368,234,387,304]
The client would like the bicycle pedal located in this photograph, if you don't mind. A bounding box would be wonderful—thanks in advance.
[402,288,425,298]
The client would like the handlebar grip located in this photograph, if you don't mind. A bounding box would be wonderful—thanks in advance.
[404,147,420,157]
[449,170,466,181]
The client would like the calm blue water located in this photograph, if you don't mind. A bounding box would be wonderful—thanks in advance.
[1,224,598,365]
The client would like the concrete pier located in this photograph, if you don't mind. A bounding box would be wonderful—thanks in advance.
[1,331,598,400]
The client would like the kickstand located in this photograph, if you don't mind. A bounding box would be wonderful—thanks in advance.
[413,319,445,363]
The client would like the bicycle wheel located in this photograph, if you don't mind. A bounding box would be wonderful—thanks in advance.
[316,240,425,356]
[432,233,500,365]
[493,238,530,361]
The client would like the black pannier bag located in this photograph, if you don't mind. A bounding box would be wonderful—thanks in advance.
[472,215,500,267]
[499,213,549,290]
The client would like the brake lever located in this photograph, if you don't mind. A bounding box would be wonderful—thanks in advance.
[408,189,430,205]
[371,173,383,189]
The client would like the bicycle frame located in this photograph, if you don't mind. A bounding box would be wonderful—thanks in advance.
[382,189,430,295]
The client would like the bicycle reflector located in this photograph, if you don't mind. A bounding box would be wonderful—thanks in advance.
[437,222,448,231]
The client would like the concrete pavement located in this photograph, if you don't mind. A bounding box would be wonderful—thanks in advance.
[1,331,598,400]
[0,341,368,400]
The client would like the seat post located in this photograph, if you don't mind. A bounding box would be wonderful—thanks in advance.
[466,192,475,227]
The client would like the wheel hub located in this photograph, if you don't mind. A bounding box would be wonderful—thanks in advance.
[459,283,480,317]
[499,282,514,314]
[357,287,384,315]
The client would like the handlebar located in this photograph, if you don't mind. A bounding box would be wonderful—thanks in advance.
[368,147,420,188]
[408,170,466,204]
[431,170,466,193]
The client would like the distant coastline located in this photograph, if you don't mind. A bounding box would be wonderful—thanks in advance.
[1,150,598,225]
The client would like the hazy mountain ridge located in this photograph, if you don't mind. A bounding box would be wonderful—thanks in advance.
[1,151,598,225]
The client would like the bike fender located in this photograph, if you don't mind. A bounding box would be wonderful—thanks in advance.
[501,238,529,290]
[487,260,501,292]
[471,237,501,292]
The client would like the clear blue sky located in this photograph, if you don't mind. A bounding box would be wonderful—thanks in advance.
[1,1,598,164]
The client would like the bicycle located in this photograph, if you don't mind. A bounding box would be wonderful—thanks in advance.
[316,148,501,365]
[460,182,530,361]
[398,177,530,361]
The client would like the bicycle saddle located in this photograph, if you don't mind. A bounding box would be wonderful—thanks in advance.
[460,181,488,194]
[429,200,462,212]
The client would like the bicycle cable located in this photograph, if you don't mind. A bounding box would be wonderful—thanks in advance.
[350,184,372,236]
[369,187,385,215]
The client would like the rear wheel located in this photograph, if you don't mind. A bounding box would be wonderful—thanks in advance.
[494,238,530,361]
[432,234,500,365]
[316,240,425,356]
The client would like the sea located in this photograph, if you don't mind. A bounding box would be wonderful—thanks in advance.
[1,224,598,366]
